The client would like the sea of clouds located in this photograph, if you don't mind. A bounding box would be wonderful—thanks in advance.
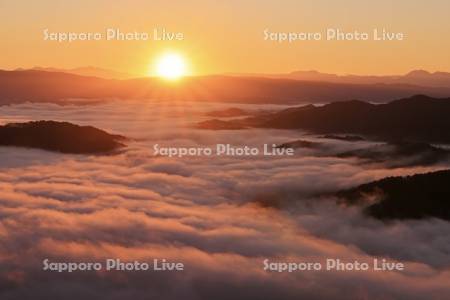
[0,100,449,299]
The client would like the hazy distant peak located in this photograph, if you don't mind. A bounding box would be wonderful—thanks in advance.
[243,69,450,88]
[28,66,138,80]
[405,70,432,76]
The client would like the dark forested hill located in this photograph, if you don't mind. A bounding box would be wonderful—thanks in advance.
[0,121,125,154]
[337,169,450,220]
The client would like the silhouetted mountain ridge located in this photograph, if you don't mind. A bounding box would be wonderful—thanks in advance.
[238,95,450,144]
[28,66,138,79]
[1,70,450,105]
[0,121,125,154]
[230,69,450,88]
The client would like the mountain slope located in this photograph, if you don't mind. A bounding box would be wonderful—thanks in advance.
[336,169,450,220]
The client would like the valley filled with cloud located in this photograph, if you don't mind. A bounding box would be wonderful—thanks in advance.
[1,100,449,299]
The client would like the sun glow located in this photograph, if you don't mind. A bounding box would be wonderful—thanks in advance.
[154,53,187,80]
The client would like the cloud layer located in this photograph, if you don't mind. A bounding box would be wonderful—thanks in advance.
[0,100,449,299]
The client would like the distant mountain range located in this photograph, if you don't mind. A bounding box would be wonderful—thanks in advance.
[15,66,138,80]
[287,70,450,88]
[0,121,125,154]
[1,69,450,105]
[230,70,450,88]
[200,95,450,144]
[337,169,450,220]
[18,67,450,88]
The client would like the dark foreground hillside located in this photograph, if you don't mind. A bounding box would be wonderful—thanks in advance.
[337,169,450,220]
[0,121,125,154]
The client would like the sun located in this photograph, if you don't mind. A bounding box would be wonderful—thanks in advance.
[154,53,187,80]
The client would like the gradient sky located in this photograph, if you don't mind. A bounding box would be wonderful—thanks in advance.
[1,0,449,76]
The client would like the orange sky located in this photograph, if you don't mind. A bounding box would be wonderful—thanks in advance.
[1,0,449,76]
